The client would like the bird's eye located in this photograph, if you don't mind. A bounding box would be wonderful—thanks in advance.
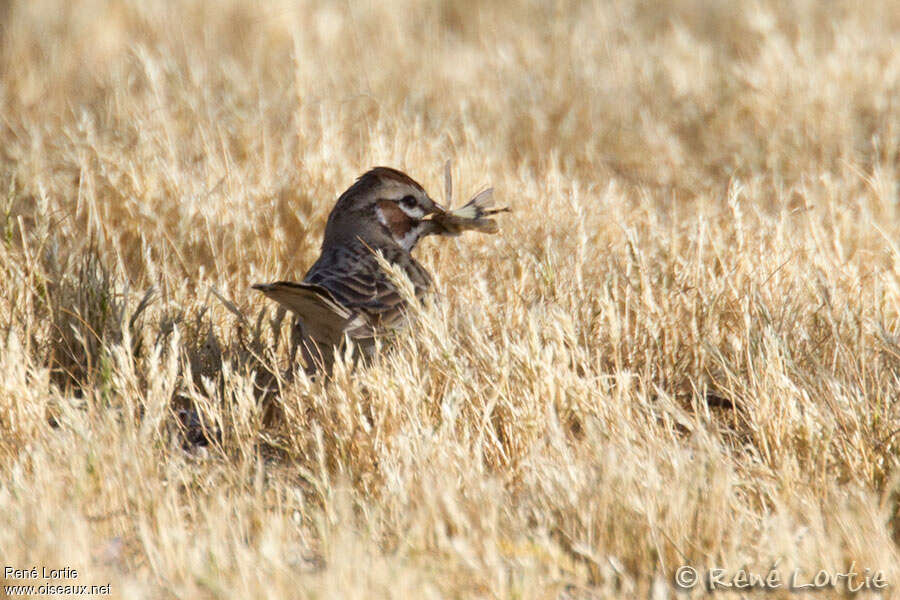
[399,195,417,208]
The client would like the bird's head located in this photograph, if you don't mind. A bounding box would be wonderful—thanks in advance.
[323,167,444,251]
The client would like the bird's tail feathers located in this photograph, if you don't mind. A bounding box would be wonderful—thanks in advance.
[252,281,370,345]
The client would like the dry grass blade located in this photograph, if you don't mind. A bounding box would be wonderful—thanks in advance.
[210,285,249,327]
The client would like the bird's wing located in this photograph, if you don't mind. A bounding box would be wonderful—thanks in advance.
[251,281,370,345]
[303,242,432,333]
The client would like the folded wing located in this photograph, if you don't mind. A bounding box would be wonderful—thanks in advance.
[303,243,432,332]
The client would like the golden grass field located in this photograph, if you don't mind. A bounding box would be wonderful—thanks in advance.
[2,0,900,597]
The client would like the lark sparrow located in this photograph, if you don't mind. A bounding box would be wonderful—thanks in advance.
[253,166,502,372]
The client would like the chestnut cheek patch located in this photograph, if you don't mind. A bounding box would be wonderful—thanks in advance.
[376,200,414,238]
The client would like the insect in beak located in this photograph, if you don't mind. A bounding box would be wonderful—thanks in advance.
[423,162,510,235]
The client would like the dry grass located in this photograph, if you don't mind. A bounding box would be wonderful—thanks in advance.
[2,0,900,597]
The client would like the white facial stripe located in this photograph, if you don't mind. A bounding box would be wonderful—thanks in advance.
[375,205,389,228]
[396,222,428,251]
[397,202,426,219]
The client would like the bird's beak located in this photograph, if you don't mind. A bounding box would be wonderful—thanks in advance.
[423,198,446,219]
